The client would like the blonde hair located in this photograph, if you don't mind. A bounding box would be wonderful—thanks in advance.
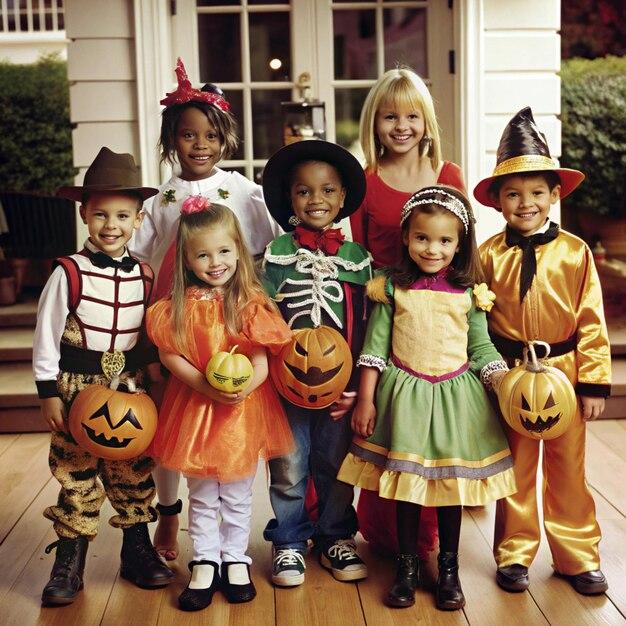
[359,68,442,172]
[171,204,275,349]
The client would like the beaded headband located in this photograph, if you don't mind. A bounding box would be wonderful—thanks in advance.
[400,189,472,233]
[160,58,230,112]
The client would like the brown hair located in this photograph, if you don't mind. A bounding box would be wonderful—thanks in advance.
[386,185,484,289]
[171,204,276,349]
[487,170,561,199]
[158,101,239,166]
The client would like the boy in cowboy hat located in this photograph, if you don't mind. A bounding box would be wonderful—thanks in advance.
[33,147,173,606]
[261,140,371,587]
[474,108,611,595]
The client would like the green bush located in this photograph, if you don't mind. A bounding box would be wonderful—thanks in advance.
[560,55,626,217]
[0,54,76,194]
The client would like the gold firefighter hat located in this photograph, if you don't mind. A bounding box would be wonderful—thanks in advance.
[473,107,584,209]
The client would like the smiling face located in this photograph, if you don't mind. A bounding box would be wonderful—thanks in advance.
[289,161,346,231]
[175,106,223,181]
[80,192,142,258]
[403,209,461,275]
[375,101,425,157]
[184,225,239,287]
[496,175,560,236]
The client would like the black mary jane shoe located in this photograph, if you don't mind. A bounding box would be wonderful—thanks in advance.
[179,561,221,612]
[385,554,420,608]
[221,561,257,604]
[436,552,465,611]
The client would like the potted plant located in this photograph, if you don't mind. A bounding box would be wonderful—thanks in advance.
[560,55,626,258]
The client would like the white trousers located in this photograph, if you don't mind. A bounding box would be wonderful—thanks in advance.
[187,474,255,564]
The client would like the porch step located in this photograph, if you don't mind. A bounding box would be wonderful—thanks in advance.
[0,362,37,407]
[0,298,37,327]
[0,327,34,361]
[608,316,626,356]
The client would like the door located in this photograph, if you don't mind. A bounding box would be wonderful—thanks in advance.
[172,0,457,179]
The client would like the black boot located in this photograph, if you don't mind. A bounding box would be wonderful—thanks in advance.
[120,522,174,588]
[436,552,465,610]
[385,554,420,608]
[41,536,89,606]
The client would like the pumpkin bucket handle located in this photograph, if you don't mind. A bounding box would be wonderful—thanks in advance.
[110,375,138,393]
[522,340,551,373]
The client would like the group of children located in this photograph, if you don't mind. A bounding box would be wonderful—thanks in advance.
[33,61,611,613]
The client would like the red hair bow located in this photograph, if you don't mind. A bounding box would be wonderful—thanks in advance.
[160,58,230,112]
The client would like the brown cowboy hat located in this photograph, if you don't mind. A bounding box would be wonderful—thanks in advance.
[473,107,584,209]
[57,147,159,202]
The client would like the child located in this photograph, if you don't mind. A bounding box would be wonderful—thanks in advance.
[474,107,612,595]
[146,200,293,611]
[33,147,173,606]
[350,67,466,556]
[261,140,372,586]
[338,185,516,610]
[132,58,281,561]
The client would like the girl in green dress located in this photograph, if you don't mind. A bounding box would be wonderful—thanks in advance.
[337,185,516,611]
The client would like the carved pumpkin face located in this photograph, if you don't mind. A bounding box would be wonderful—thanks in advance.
[69,384,158,460]
[498,362,576,440]
[206,344,253,393]
[270,326,353,409]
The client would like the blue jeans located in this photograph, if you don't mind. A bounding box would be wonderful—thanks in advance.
[263,403,358,551]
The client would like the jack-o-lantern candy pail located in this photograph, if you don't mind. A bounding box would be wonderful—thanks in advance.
[498,341,576,440]
[270,325,353,409]
[69,379,158,460]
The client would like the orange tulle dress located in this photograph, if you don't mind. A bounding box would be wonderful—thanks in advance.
[146,286,294,481]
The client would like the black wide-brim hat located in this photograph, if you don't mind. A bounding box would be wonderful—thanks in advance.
[57,147,159,202]
[262,140,366,232]
[473,107,584,209]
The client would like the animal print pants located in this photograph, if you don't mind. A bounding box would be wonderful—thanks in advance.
[44,369,157,539]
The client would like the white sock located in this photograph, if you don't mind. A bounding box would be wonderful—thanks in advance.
[188,563,215,589]
[224,563,251,585]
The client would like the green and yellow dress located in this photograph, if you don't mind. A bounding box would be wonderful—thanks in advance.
[338,274,516,507]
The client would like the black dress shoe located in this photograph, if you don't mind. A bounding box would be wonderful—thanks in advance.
[436,552,465,611]
[221,562,257,604]
[385,554,420,608]
[179,561,221,611]
[120,522,173,588]
[566,570,608,595]
[496,564,529,592]
[41,536,89,606]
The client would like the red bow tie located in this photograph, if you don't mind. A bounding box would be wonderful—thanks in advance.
[293,225,345,255]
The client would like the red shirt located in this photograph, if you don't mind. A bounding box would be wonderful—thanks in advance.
[350,161,465,268]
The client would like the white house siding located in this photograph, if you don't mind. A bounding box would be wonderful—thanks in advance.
[474,0,562,243]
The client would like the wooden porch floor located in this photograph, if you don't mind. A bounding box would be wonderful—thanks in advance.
[0,420,624,626]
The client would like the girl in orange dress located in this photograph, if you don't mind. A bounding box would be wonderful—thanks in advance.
[146,198,293,612]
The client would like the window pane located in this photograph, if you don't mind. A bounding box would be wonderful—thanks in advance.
[223,89,244,161]
[333,10,376,79]
[248,0,289,4]
[249,12,291,82]
[196,1,240,6]
[251,89,291,159]
[383,8,427,77]
[334,88,369,152]
[198,13,241,82]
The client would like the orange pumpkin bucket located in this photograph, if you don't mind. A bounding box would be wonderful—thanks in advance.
[498,341,576,440]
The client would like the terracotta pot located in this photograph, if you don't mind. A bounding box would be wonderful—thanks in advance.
[578,213,626,261]
[0,276,16,306]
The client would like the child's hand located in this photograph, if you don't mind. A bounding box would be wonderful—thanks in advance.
[351,399,376,438]
[40,397,67,432]
[490,370,508,393]
[202,384,243,405]
[329,391,357,420]
[580,396,605,421]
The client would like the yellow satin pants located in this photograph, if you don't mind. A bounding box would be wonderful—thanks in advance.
[493,413,601,575]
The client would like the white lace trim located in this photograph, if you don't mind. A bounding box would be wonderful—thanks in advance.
[357,354,387,372]
[480,359,508,390]
[265,247,371,329]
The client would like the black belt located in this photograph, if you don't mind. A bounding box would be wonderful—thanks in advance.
[490,332,577,360]
[59,343,146,375]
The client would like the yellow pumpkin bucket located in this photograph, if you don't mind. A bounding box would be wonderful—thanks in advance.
[205,345,253,393]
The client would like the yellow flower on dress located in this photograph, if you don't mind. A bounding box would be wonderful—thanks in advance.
[473,283,496,312]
